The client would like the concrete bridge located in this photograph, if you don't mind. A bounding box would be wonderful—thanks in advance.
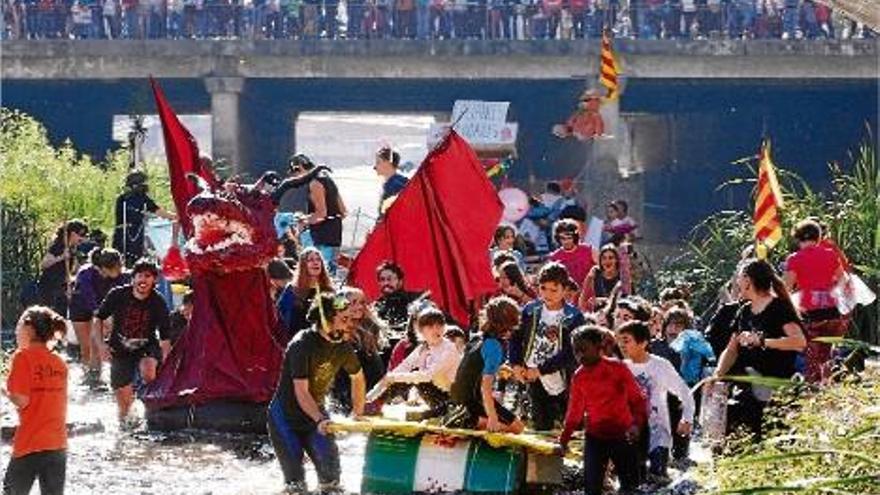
[1,39,877,243]
[3,39,878,80]
[2,39,877,167]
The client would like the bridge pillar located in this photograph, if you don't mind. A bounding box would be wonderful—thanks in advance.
[205,76,245,175]
[585,89,645,223]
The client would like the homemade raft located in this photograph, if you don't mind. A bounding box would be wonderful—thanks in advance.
[329,417,563,493]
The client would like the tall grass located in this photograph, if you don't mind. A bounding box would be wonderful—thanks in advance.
[698,365,880,494]
[655,131,879,320]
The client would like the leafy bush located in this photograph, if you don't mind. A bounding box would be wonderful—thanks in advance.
[0,108,172,238]
[0,108,173,329]
[654,211,754,317]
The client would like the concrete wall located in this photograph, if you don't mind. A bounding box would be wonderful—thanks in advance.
[2,39,877,80]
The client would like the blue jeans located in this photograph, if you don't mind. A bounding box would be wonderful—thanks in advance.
[124,7,138,37]
[782,6,798,36]
[416,4,429,38]
[267,399,340,486]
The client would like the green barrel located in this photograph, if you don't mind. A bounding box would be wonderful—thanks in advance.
[463,439,523,493]
[362,432,524,493]
[362,434,421,494]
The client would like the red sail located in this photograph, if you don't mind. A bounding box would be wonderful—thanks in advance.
[150,77,217,237]
[348,131,503,325]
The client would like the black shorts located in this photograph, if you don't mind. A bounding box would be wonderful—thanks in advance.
[67,307,94,323]
[110,343,162,390]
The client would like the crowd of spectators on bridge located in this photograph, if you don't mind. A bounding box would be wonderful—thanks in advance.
[2,0,874,42]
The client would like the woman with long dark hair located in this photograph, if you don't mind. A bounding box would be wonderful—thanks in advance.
[713,258,806,435]
[495,260,535,305]
[578,243,631,312]
[330,287,388,413]
[340,286,387,387]
[37,219,89,316]
[287,247,335,335]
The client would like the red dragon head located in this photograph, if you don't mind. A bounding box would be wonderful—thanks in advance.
[183,179,278,275]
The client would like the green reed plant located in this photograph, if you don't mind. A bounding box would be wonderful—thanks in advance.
[698,365,880,494]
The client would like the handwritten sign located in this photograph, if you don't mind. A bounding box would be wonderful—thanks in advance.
[427,122,518,149]
[428,100,517,152]
[452,100,510,125]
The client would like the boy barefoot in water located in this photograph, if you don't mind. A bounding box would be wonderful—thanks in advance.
[2,306,68,495]
[559,325,647,495]
[268,293,366,494]
[445,296,525,433]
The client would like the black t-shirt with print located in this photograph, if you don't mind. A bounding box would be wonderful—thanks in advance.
[96,285,170,352]
[273,328,361,430]
[734,297,802,379]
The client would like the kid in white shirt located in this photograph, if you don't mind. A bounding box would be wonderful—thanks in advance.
[617,321,695,481]
[365,307,461,420]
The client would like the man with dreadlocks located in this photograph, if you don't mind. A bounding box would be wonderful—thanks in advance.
[268,292,366,494]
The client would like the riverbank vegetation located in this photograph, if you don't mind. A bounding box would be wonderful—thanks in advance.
[0,108,171,329]
[697,361,880,494]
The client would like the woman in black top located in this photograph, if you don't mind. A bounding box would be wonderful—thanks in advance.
[713,258,806,435]
[37,219,89,316]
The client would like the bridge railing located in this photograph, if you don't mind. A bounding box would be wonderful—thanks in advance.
[2,0,874,42]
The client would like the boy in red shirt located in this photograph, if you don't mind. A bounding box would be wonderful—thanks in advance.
[559,325,647,495]
[2,306,69,495]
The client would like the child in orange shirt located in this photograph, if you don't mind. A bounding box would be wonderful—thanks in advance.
[2,306,69,495]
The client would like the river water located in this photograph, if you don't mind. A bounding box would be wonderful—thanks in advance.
[3,113,707,494]
[1,365,368,495]
[1,361,707,494]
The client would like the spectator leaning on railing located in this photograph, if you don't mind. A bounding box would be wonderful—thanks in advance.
[2,0,875,40]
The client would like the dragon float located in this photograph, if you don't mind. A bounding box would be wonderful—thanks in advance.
[143,170,323,432]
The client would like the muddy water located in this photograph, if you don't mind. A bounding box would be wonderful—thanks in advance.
[1,366,366,495]
[2,364,707,495]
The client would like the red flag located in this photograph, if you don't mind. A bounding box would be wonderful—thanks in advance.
[150,77,217,237]
[348,131,502,325]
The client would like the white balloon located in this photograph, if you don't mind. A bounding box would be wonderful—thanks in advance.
[498,187,530,223]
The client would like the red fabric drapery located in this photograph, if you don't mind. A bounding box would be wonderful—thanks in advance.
[150,77,218,237]
[348,131,502,325]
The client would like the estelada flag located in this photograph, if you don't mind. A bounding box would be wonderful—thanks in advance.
[348,131,503,325]
[754,139,784,256]
[600,30,620,100]
[150,77,218,238]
